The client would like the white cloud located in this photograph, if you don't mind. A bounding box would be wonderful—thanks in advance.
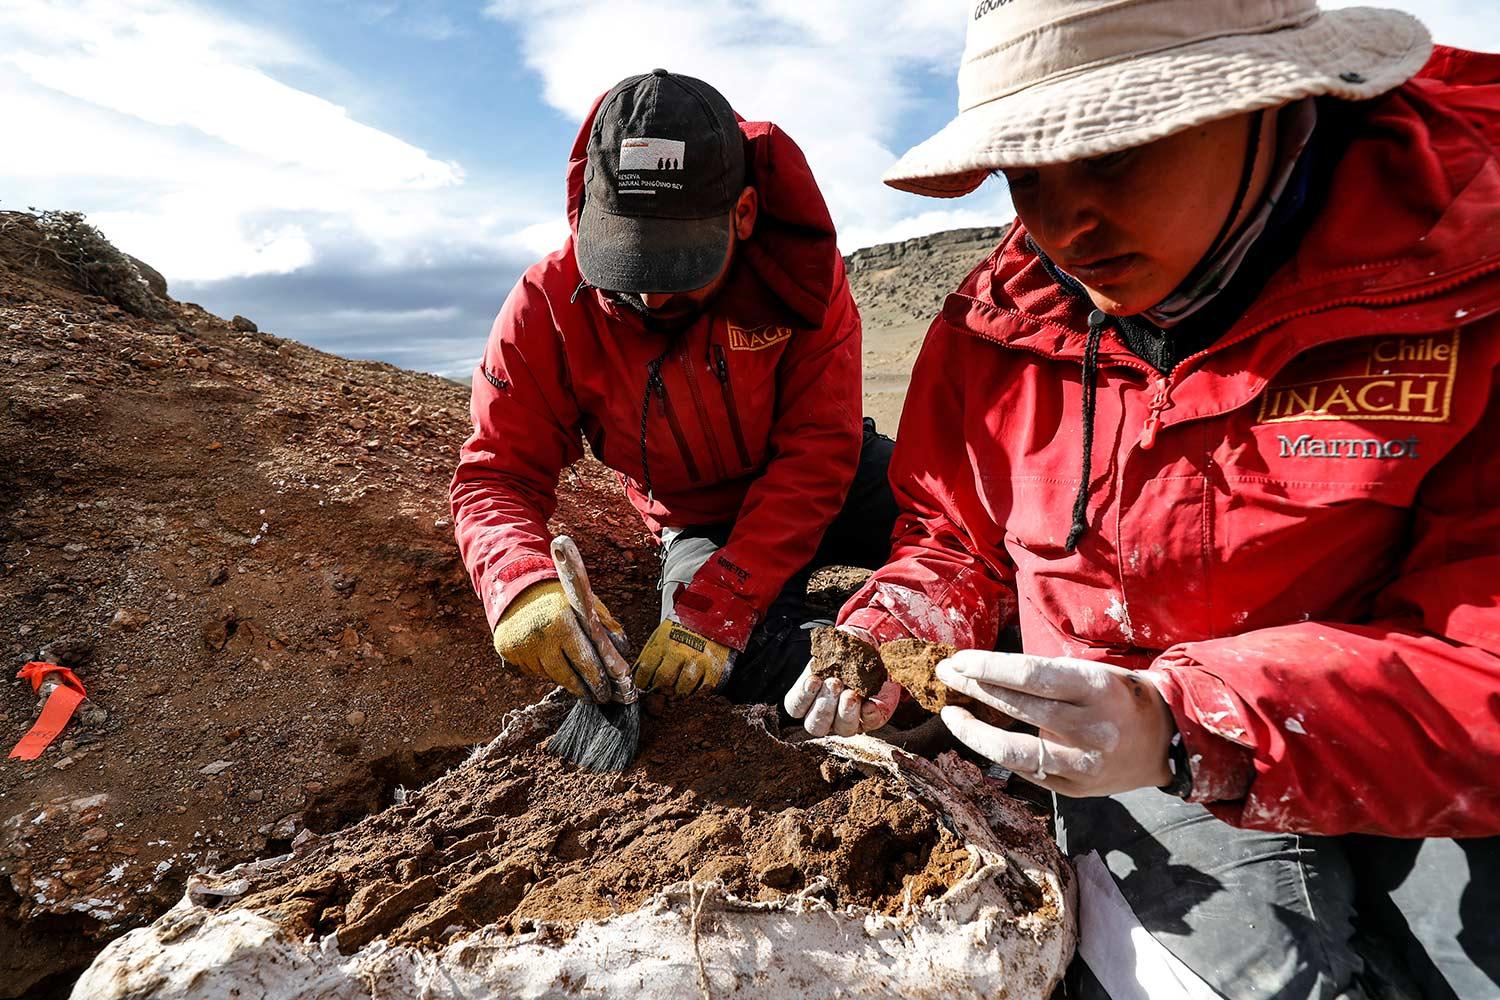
[0,0,539,284]
[354,3,464,42]
[485,0,1499,254]
[5,3,459,188]
[483,0,1013,254]
[326,305,462,325]
[7,0,1489,377]
[500,219,575,261]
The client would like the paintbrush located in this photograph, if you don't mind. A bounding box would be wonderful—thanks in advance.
[546,536,642,772]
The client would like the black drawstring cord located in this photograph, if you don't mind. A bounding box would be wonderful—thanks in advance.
[1066,310,1108,552]
[571,279,590,304]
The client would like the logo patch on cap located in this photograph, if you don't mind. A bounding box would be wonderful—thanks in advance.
[617,137,687,196]
[620,137,685,171]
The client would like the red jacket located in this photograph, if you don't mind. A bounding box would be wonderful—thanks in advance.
[841,48,1500,838]
[452,98,863,651]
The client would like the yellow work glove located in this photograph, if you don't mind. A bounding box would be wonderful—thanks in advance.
[492,581,619,703]
[633,620,736,697]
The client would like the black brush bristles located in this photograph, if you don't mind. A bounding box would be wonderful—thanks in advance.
[578,701,641,773]
[546,698,607,763]
[545,700,641,773]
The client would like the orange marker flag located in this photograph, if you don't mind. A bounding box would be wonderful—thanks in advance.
[9,662,87,761]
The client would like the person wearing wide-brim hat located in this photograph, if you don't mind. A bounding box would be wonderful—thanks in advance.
[787,1,1500,995]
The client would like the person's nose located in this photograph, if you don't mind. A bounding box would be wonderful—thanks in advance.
[640,292,673,310]
[1030,167,1104,256]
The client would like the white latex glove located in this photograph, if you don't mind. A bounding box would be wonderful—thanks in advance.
[935,650,1174,796]
[783,625,902,738]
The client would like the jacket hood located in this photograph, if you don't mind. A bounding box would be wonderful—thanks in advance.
[944,45,1500,368]
[566,91,840,331]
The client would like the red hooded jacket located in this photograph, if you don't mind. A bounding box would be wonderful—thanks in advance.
[452,99,862,651]
[840,47,1500,838]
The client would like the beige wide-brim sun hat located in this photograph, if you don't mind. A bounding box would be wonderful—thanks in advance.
[886,0,1432,197]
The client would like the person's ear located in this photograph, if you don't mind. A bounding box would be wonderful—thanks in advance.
[733,186,758,241]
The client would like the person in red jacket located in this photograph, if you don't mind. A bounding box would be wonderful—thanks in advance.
[786,2,1500,997]
[452,70,896,710]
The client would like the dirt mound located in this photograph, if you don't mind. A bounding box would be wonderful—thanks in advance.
[803,564,873,618]
[846,226,1009,330]
[233,698,974,953]
[0,217,657,997]
[80,703,1075,999]
[1,217,1043,997]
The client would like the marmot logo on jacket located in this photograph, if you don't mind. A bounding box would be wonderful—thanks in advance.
[1257,332,1460,425]
[1277,434,1421,460]
[728,324,794,351]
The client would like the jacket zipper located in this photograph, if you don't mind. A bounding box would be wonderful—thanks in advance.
[679,351,728,480]
[712,344,753,469]
[1139,376,1173,450]
[647,359,701,483]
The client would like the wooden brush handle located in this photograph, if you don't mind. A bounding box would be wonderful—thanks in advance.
[550,536,637,705]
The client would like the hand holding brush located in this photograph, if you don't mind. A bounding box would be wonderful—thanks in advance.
[544,536,642,772]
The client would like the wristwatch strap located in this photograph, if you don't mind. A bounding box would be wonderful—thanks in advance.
[1161,729,1195,800]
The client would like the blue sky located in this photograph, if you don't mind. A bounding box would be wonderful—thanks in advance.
[2,1,1493,379]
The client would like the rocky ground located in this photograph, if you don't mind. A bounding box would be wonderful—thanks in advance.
[0,213,658,997]
[0,216,1018,997]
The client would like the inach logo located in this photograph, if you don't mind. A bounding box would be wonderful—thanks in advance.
[727,324,793,351]
[1257,332,1459,425]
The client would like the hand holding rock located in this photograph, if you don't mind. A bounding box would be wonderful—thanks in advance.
[784,626,901,737]
[936,650,1174,796]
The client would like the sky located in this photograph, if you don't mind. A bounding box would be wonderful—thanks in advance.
[1,1,1494,380]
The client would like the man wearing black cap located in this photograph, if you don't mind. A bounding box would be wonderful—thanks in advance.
[451,70,899,715]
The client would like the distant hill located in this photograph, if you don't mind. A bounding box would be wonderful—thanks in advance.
[844,226,1010,434]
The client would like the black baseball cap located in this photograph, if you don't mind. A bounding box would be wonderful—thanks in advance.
[577,69,747,294]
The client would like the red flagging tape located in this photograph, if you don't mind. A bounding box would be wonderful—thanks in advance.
[9,662,87,761]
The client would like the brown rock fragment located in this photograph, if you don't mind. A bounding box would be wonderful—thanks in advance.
[879,639,969,714]
[339,875,437,949]
[808,627,887,697]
